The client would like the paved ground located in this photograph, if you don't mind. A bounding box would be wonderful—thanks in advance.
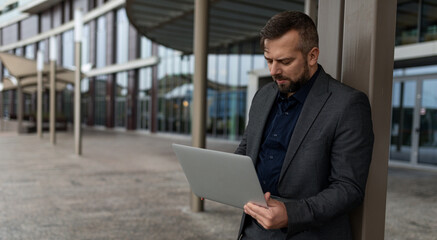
[0,120,436,240]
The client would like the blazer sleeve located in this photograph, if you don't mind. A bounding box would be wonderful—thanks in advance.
[285,91,374,237]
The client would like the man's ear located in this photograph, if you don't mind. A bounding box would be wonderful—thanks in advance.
[307,47,319,66]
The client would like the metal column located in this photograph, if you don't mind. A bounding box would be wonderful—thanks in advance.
[74,9,83,155]
[37,51,43,138]
[305,0,318,21]
[190,0,209,212]
[342,0,397,239]
[317,0,344,80]
[17,78,22,133]
[49,60,56,144]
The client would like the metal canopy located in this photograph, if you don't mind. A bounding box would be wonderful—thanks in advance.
[126,0,304,54]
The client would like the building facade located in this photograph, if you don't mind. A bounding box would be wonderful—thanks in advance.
[0,0,436,167]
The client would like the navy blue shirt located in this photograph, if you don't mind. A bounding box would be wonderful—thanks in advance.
[256,67,319,196]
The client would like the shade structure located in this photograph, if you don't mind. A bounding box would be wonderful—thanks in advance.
[0,52,80,92]
[125,0,305,54]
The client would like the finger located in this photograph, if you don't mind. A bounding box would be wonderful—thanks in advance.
[245,202,269,219]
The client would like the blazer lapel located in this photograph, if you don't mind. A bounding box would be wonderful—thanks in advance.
[278,69,332,183]
[249,83,278,165]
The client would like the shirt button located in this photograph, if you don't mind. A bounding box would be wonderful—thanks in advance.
[273,134,278,137]
[285,112,289,115]
[269,156,273,159]
[263,181,266,184]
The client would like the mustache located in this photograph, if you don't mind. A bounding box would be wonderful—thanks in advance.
[272,74,291,81]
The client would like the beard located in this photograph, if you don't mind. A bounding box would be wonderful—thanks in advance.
[273,64,310,94]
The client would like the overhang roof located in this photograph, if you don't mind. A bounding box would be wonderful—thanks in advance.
[125,0,304,54]
[0,52,79,92]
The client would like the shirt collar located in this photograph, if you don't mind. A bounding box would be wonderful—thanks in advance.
[277,64,320,104]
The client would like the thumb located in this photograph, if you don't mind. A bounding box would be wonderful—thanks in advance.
[265,192,280,207]
[264,192,271,202]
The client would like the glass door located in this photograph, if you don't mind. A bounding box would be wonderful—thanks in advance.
[391,76,437,167]
[418,79,437,166]
[390,80,418,162]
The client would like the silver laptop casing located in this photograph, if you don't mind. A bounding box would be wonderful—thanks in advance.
[172,143,267,209]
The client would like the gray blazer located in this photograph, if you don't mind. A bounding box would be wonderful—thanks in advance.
[235,66,374,239]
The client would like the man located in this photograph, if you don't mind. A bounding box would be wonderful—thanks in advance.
[235,11,374,239]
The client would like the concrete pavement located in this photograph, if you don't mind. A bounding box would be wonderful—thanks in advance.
[0,123,436,239]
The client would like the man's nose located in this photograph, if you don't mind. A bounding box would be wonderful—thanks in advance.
[270,62,281,76]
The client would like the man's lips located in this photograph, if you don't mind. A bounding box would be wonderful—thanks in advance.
[275,79,289,84]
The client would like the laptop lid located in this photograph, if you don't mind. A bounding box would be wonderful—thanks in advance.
[172,143,267,209]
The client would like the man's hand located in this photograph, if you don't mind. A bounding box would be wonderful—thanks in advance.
[243,192,288,229]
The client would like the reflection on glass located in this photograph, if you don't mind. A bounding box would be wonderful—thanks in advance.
[94,76,107,126]
[81,78,89,124]
[82,24,90,66]
[138,67,151,130]
[418,79,437,165]
[96,15,106,68]
[115,72,128,127]
[2,91,10,117]
[395,0,419,45]
[62,30,74,68]
[116,8,129,64]
[390,81,416,162]
[141,37,152,58]
[25,44,35,59]
[420,0,437,42]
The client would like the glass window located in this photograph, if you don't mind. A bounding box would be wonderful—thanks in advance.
[94,75,107,126]
[63,86,74,123]
[82,24,90,66]
[138,67,152,130]
[15,47,23,56]
[115,72,128,127]
[2,91,10,118]
[24,44,35,59]
[81,78,89,124]
[62,30,74,68]
[390,81,416,162]
[239,54,252,87]
[396,0,419,45]
[96,15,107,68]
[116,8,129,64]
[420,0,437,42]
[141,37,152,58]
[419,79,437,165]
[228,54,240,140]
[253,55,266,70]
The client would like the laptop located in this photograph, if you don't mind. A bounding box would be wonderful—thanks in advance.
[172,143,267,209]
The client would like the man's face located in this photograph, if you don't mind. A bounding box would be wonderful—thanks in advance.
[264,30,311,96]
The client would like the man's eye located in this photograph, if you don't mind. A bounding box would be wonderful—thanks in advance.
[281,60,291,65]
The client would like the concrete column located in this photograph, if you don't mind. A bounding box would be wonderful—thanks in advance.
[17,78,23,133]
[74,9,83,155]
[49,59,56,144]
[305,0,318,22]
[190,0,209,212]
[317,0,344,80]
[341,0,397,239]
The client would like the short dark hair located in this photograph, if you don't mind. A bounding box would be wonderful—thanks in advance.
[260,11,319,55]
